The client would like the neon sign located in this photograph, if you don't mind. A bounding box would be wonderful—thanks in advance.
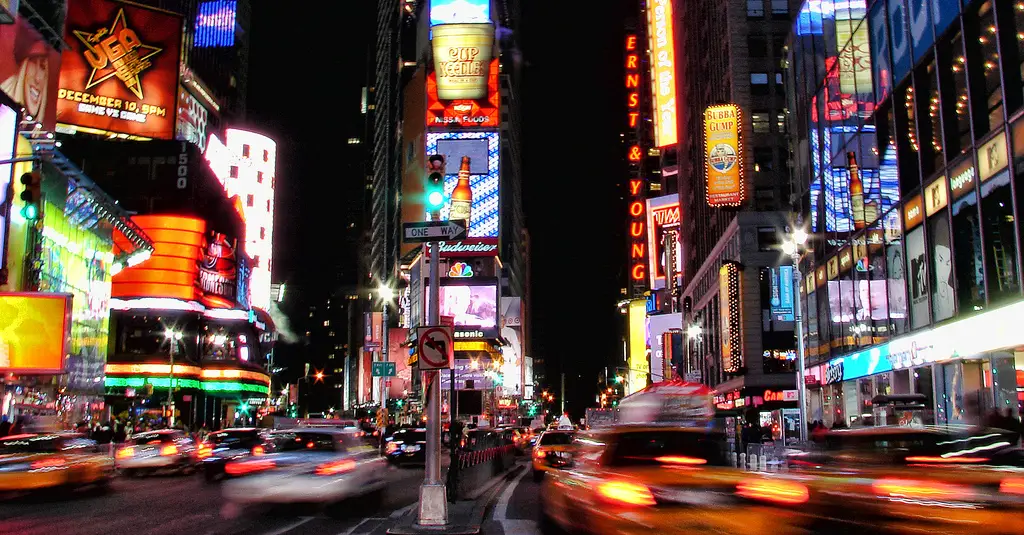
[448,262,474,278]
[647,0,678,147]
[625,34,647,292]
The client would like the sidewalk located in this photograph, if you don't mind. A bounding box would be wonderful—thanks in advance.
[385,461,526,535]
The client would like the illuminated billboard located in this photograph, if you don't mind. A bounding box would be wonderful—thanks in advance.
[426,278,498,339]
[195,0,236,48]
[430,0,490,26]
[426,58,499,128]
[175,86,210,152]
[0,18,62,130]
[646,194,681,290]
[719,263,743,373]
[57,0,182,139]
[205,128,277,311]
[198,231,240,309]
[0,102,15,273]
[112,215,205,302]
[425,131,499,238]
[430,23,494,100]
[647,0,678,147]
[0,292,72,374]
[626,299,649,396]
[704,104,745,207]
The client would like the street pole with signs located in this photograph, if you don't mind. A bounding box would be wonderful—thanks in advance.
[782,228,809,443]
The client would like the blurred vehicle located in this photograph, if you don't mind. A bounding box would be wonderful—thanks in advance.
[198,428,271,483]
[499,427,527,454]
[221,427,387,512]
[532,430,575,481]
[787,425,1024,535]
[385,428,426,466]
[529,427,545,447]
[0,433,115,493]
[115,430,197,477]
[540,426,809,535]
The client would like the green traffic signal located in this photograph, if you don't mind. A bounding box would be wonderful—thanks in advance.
[614,375,624,384]
[426,154,446,210]
[21,203,38,220]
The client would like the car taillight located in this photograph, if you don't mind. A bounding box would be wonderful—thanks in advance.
[116,446,135,459]
[197,444,213,459]
[386,442,400,454]
[225,459,276,476]
[654,455,707,465]
[314,459,356,476]
[160,444,179,456]
[251,445,265,456]
[596,480,657,506]
[1000,477,1024,495]
[872,478,974,501]
[534,448,546,459]
[737,478,810,505]
[30,457,66,470]
[904,456,990,464]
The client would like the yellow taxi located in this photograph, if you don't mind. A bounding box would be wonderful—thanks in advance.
[532,430,576,481]
[788,425,1024,535]
[0,433,115,492]
[539,425,812,535]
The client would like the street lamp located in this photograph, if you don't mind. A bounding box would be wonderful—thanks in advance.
[781,227,810,443]
[164,329,183,428]
[377,283,394,414]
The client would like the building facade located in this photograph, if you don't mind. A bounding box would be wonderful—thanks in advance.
[788,0,1024,429]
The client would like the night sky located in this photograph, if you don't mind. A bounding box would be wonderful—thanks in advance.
[247,2,628,416]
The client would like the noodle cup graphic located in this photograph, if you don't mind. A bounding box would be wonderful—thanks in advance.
[431,23,494,100]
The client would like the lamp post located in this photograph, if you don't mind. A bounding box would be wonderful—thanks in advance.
[164,329,183,428]
[377,284,394,410]
[781,228,809,443]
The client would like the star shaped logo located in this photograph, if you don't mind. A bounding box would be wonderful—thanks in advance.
[72,8,162,99]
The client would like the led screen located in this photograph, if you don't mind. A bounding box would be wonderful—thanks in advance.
[195,0,236,48]
[429,0,490,26]
[425,131,499,238]
[435,138,489,174]
[0,293,72,373]
[439,284,497,328]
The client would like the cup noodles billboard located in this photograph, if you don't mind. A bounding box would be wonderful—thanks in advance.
[56,0,182,139]
[426,58,499,128]
[0,18,62,130]
[430,22,494,101]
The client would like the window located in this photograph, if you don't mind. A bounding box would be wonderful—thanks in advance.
[938,29,972,156]
[257,171,264,183]
[951,182,984,315]
[775,72,784,85]
[776,112,788,132]
[980,171,1019,304]
[246,194,254,207]
[264,150,270,162]
[267,200,271,212]
[260,227,266,239]
[915,60,944,177]
[754,147,774,172]
[967,1,1003,138]
[229,166,238,178]
[884,208,909,335]
[751,72,770,96]
[748,36,768,58]
[242,144,250,157]
[772,36,786,59]
[770,0,788,18]
[752,111,770,133]
[747,0,764,18]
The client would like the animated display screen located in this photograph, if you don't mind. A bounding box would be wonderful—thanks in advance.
[425,131,499,238]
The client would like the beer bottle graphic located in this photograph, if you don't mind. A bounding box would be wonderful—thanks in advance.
[848,151,866,230]
[449,156,473,223]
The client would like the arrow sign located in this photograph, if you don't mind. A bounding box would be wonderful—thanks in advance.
[403,220,467,243]
[417,326,453,370]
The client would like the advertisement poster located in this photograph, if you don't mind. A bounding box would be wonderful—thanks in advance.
[0,293,72,373]
[771,265,795,322]
[427,58,498,128]
[647,0,677,147]
[704,104,745,207]
[198,231,238,309]
[929,216,955,322]
[175,86,210,152]
[906,226,928,329]
[430,22,493,101]
[646,195,681,290]
[57,0,182,139]
[0,18,61,130]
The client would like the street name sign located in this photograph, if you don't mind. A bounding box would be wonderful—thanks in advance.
[371,361,396,377]
[403,220,467,243]
[416,326,454,370]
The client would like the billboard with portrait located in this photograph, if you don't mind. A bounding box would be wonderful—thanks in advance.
[0,18,61,130]
[426,58,499,128]
[0,292,73,374]
[57,0,182,139]
[425,131,499,238]
[427,279,498,339]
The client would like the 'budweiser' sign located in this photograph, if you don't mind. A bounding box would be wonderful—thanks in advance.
[427,238,499,257]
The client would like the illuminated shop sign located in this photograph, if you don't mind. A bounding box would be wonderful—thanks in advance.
[625,34,640,128]
[824,344,892,384]
[430,238,498,257]
[704,104,745,207]
[624,34,647,294]
[646,0,678,147]
[646,195,681,290]
[719,263,742,373]
[448,261,474,278]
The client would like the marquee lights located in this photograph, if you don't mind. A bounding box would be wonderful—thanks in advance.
[719,263,743,373]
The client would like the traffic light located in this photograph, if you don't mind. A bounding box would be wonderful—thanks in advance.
[425,154,446,211]
[19,171,41,220]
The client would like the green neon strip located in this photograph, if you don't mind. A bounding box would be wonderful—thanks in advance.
[104,377,268,395]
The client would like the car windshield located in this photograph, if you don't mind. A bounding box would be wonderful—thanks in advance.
[271,432,338,452]
[0,434,61,453]
[131,433,178,445]
[823,429,1018,460]
[208,431,259,447]
[608,430,727,467]
[392,430,426,443]
[540,433,574,446]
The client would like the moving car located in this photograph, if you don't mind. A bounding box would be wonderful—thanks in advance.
[532,430,575,481]
[540,426,810,535]
[221,427,387,512]
[0,433,115,493]
[198,428,271,482]
[115,429,198,476]
[385,428,426,466]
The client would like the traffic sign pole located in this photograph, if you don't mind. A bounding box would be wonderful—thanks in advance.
[418,222,448,526]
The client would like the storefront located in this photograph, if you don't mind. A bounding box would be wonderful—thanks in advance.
[812,300,1024,429]
[714,386,801,447]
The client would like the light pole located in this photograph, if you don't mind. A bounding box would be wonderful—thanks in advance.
[164,329,183,428]
[781,228,810,443]
[377,284,394,411]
